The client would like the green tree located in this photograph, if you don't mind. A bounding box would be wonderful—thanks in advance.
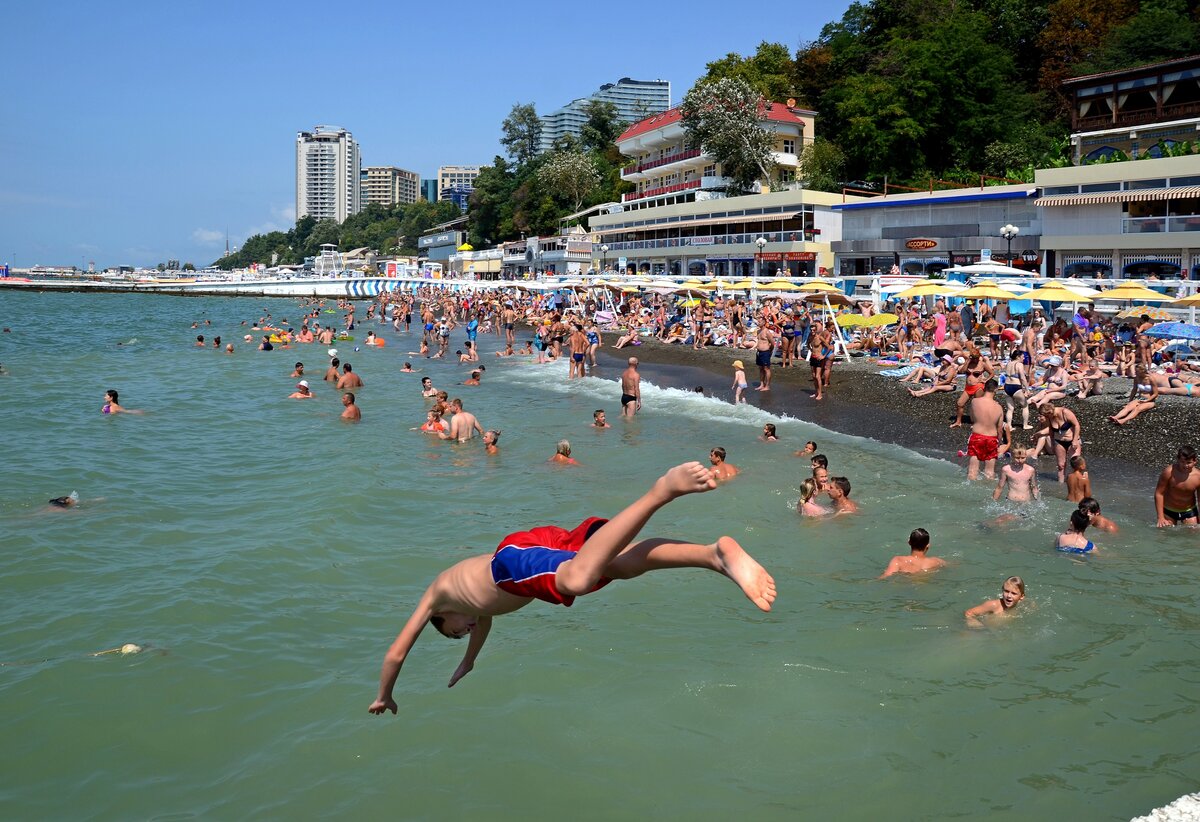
[468,156,518,247]
[1086,0,1200,73]
[798,138,847,191]
[703,42,798,102]
[500,103,543,166]
[538,149,601,214]
[182,262,195,271]
[580,100,627,154]
[680,77,777,195]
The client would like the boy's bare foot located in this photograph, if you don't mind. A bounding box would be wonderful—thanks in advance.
[714,536,776,612]
[658,462,718,498]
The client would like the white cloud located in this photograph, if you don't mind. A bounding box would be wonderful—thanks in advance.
[192,228,225,246]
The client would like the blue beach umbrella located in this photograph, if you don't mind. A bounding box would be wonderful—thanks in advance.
[1143,322,1200,341]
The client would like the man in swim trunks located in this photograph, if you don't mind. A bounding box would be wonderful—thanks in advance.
[755,325,775,391]
[1154,445,1200,527]
[708,447,739,481]
[621,357,641,417]
[966,378,1004,481]
[367,462,776,711]
[568,324,588,379]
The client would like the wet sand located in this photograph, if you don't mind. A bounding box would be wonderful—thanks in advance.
[598,338,1195,480]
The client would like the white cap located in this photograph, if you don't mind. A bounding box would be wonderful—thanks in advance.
[297,380,309,388]
[327,348,338,358]
[1048,355,1063,366]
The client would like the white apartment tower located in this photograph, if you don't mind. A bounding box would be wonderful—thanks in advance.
[296,126,362,223]
[539,78,671,153]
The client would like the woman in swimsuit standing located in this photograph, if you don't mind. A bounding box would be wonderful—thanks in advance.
[1001,350,1033,430]
[1035,403,1082,483]
[779,310,797,368]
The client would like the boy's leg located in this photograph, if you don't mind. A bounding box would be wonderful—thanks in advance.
[555,463,716,597]
[603,536,776,612]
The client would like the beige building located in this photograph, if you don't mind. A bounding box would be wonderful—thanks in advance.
[295,125,361,223]
[362,166,420,206]
[436,165,482,197]
[616,103,815,211]
[1036,155,1200,279]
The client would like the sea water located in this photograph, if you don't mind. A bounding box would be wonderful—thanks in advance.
[1,291,1197,820]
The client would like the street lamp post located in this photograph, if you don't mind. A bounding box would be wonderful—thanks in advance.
[753,236,767,304]
[600,244,609,276]
[1000,224,1020,268]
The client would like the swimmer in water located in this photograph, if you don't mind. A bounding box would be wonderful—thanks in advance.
[341,392,361,421]
[796,478,829,517]
[708,447,739,481]
[880,527,945,577]
[549,439,579,465]
[101,389,141,414]
[592,409,611,429]
[794,440,817,458]
[964,576,1025,628]
[1055,509,1095,554]
[49,491,80,508]
[761,424,778,442]
[367,461,776,712]
[1078,497,1119,533]
[483,429,501,455]
[828,477,858,514]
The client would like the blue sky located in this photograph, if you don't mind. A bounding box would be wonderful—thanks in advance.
[0,0,852,269]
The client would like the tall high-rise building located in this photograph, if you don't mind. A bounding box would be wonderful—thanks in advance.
[437,165,482,198]
[420,179,439,202]
[539,78,671,154]
[362,166,420,206]
[295,126,361,223]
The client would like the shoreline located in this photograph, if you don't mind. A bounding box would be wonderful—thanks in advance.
[597,337,1192,480]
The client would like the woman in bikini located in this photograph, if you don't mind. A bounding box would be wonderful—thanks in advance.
[1002,350,1033,430]
[1034,403,1082,483]
[951,349,994,428]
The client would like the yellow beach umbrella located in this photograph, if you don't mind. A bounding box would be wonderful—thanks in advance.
[837,314,868,328]
[764,280,802,291]
[1023,283,1094,302]
[797,279,840,293]
[678,298,706,308]
[1173,293,1200,307]
[1094,282,1176,302]
[864,312,901,327]
[678,280,706,291]
[731,280,755,290]
[890,283,960,300]
[954,283,1016,301]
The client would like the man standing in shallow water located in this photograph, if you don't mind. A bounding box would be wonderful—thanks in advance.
[1154,445,1200,527]
[621,357,641,417]
[966,379,1004,481]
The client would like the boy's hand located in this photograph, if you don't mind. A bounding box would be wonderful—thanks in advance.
[448,661,473,688]
[368,696,398,715]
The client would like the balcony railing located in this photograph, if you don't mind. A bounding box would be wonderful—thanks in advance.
[1124,216,1200,233]
[622,179,701,203]
[601,230,817,251]
[622,148,703,176]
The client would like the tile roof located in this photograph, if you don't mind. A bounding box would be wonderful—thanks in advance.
[617,102,811,143]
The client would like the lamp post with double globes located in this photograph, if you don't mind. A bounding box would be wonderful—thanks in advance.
[753,236,767,304]
[1000,224,1020,268]
[600,243,609,276]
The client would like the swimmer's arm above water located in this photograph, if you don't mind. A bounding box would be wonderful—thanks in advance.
[448,616,491,688]
[964,599,1000,629]
[369,593,436,715]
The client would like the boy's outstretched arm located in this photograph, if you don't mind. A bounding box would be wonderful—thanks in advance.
[369,593,435,715]
[448,616,492,688]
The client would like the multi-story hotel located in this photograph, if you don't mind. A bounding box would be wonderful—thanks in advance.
[295,126,361,223]
[587,102,843,278]
[361,166,420,206]
[539,77,671,154]
[437,165,482,199]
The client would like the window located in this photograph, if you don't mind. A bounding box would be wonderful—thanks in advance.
[703,164,717,177]
[1042,185,1078,195]
[1127,178,1167,190]
[783,139,796,154]
[1081,182,1121,193]
[1171,175,1200,187]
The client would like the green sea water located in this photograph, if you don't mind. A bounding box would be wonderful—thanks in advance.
[1,291,1197,820]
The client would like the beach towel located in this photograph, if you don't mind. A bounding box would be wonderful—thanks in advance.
[880,366,917,378]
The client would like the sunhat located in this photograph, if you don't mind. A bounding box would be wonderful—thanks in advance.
[732,360,744,369]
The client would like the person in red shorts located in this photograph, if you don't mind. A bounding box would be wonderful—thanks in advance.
[966,378,1004,481]
[368,463,777,713]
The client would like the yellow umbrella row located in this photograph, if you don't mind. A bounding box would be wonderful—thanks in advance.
[1094,282,1176,303]
[1175,293,1200,307]
[1023,283,1093,303]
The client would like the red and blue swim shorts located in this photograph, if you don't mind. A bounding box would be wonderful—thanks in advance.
[491,516,610,606]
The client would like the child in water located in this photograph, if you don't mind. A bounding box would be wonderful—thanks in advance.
[993,445,1039,503]
[965,576,1026,628]
[880,528,945,577]
[368,462,776,712]
[1055,509,1095,554]
[796,478,829,516]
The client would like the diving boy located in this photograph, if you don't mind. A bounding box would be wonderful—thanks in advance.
[368,462,776,713]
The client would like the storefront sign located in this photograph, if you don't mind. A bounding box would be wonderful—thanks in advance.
[688,236,714,245]
[759,252,817,262]
[566,240,592,254]
[905,238,938,251]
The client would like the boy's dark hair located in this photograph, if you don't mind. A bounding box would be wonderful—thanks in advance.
[430,615,452,638]
[331,358,340,367]
[1178,445,1197,462]
[831,477,851,496]
[1070,509,1090,532]
[812,454,829,469]
[984,378,998,392]
[711,447,727,460]
[594,409,605,418]
[1078,497,1101,515]
[295,362,303,369]
[1069,455,1086,470]
[805,441,817,450]
[909,528,930,550]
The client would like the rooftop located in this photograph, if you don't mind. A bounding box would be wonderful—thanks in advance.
[616,102,815,143]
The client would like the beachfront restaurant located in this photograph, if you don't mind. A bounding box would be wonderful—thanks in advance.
[831,184,1042,277]
[1035,155,1200,279]
[586,188,846,278]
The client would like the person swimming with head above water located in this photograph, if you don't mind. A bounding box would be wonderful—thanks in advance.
[964,576,1026,628]
[367,462,776,713]
[101,389,142,415]
[1055,509,1095,554]
[49,491,80,508]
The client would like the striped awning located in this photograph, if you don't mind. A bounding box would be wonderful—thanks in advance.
[1036,185,1200,206]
